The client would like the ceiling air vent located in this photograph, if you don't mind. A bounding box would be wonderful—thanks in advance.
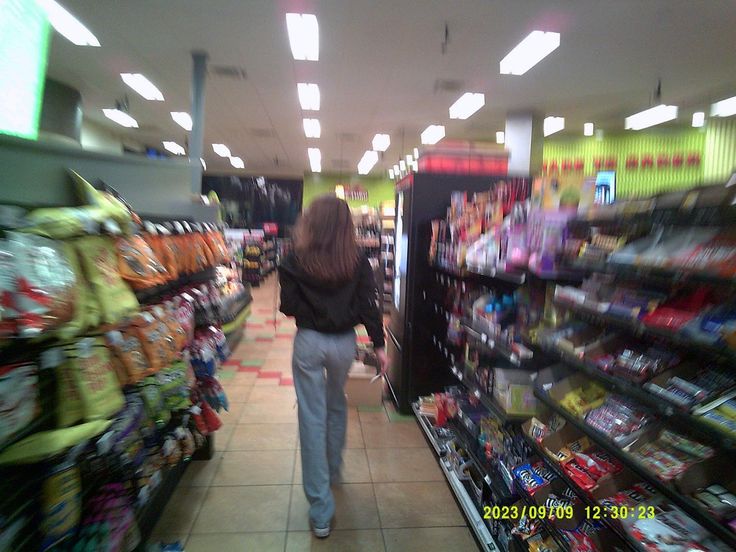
[209,65,247,80]
[337,132,359,143]
[250,128,275,138]
[433,78,464,93]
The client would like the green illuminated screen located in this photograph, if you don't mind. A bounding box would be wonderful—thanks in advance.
[0,0,49,140]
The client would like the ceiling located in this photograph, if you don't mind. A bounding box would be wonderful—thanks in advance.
[48,0,736,178]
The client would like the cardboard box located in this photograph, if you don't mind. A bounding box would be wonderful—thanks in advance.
[493,368,537,416]
[344,361,383,407]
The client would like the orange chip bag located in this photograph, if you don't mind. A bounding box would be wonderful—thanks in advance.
[116,235,168,290]
[105,327,151,384]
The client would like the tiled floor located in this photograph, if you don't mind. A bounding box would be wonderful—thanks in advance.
[150,274,478,551]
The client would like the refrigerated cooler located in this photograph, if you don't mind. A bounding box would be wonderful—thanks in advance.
[385,173,510,413]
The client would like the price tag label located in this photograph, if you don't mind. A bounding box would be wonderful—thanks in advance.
[473,389,481,399]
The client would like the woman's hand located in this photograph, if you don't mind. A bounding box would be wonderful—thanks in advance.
[374,347,388,375]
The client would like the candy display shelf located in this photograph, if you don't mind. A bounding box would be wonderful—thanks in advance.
[462,319,534,369]
[449,364,530,425]
[534,387,736,549]
[553,295,736,363]
[412,402,500,552]
[521,433,643,552]
[538,339,736,452]
[431,262,526,286]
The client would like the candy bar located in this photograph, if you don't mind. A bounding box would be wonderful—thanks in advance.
[528,417,550,442]
[658,430,714,460]
[533,461,558,483]
[513,463,547,494]
[563,459,597,491]
[545,493,574,510]
[588,449,623,475]
[573,451,608,480]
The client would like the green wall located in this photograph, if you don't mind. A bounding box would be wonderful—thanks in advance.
[704,119,736,181]
[303,174,395,209]
[543,129,706,198]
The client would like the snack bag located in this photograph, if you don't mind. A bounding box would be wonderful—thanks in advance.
[145,233,178,282]
[74,236,139,324]
[105,328,151,385]
[116,235,167,290]
[128,312,165,374]
[0,361,40,443]
[63,337,125,421]
[55,241,101,339]
[139,376,170,428]
[40,461,81,551]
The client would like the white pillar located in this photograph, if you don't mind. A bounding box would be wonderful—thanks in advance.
[505,111,543,177]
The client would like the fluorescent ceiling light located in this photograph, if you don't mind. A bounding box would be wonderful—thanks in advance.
[372,134,390,152]
[308,148,321,172]
[102,108,138,128]
[357,150,379,175]
[200,158,207,170]
[625,104,678,130]
[212,143,231,157]
[399,160,406,171]
[496,131,505,144]
[303,118,321,138]
[583,122,594,136]
[412,160,418,172]
[449,92,485,120]
[692,112,705,128]
[393,164,400,174]
[162,141,185,155]
[285,13,319,61]
[39,0,100,47]
[500,31,560,76]
[121,73,164,101]
[413,147,419,158]
[297,83,320,111]
[388,168,395,179]
[420,124,445,145]
[171,112,192,131]
[405,154,413,165]
[230,156,244,169]
[543,116,565,137]
[710,96,736,117]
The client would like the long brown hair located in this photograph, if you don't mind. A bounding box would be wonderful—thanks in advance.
[293,194,360,283]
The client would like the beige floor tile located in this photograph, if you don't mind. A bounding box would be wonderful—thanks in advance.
[359,410,389,424]
[147,534,188,548]
[346,420,365,449]
[217,402,246,426]
[240,402,298,424]
[261,358,292,372]
[212,450,295,485]
[214,425,234,451]
[228,373,258,386]
[227,385,255,403]
[253,377,281,386]
[186,532,285,552]
[293,448,371,484]
[374,482,466,528]
[383,527,477,552]
[228,423,298,450]
[361,422,425,448]
[247,386,297,404]
[285,530,385,552]
[179,457,223,487]
[191,485,291,533]
[367,448,443,483]
[151,485,208,535]
[266,349,294,360]
[288,484,380,531]
[347,407,359,422]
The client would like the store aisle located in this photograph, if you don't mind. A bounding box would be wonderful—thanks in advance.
[150,274,479,551]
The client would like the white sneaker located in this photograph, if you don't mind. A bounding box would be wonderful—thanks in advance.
[312,524,330,539]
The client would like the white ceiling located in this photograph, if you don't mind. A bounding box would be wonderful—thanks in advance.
[48,0,736,178]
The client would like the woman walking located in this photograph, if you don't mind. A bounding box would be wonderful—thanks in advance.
[278,195,387,539]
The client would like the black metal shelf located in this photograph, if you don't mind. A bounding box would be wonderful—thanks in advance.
[462,319,534,369]
[554,295,736,364]
[537,339,736,452]
[450,364,530,425]
[521,433,641,552]
[534,387,736,549]
[431,262,526,285]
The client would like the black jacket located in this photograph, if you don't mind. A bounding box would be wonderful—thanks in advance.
[278,252,385,348]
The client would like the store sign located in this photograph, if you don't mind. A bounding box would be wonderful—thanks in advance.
[343,185,368,201]
[543,152,701,173]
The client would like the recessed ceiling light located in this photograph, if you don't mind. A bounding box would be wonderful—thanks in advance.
[308,148,321,172]
[230,156,244,169]
[372,134,391,152]
[162,141,185,155]
[171,112,192,131]
[297,83,320,111]
[625,105,678,130]
[212,143,231,157]
[102,108,138,128]
[449,92,485,120]
[39,0,100,46]
[543,116,565,137]
[692,112,705,128]
[285,13,319,61]
[583,122,594,136]
[710,96,736,117]
[358,151,378,175]
[500,31,560,76]
[303,118,321,138]
[420,125,445,145]
[121,73,164,101]
[496,131,505,144]
[388,168,395,179]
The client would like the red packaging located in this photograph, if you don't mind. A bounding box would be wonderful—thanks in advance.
[563,459,597,491]
[589,449,623,475]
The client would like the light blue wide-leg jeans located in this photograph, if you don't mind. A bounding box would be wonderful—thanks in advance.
[292,328,356,527]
